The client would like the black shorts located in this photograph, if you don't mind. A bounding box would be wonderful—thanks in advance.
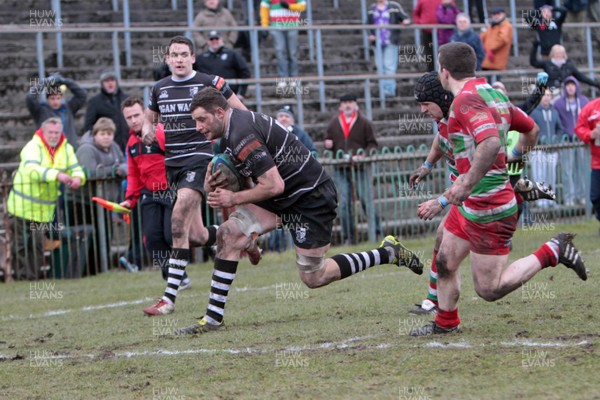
[166,158,210,197]
[258,179,338,249]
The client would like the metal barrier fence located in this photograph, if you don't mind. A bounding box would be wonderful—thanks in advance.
[0,167,220,282]
[305,140,592,247]
[11,19,600,124]
[0,141,594,281]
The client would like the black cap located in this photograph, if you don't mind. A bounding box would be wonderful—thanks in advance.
[340,93,357,102]
[490,7,505,14]
[276,105,294,119]
[414,71,454,118]
[208,30,220,39]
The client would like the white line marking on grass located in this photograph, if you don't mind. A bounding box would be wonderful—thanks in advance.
[421,340,590,349]
[80,298,153,311]
[0,297,154,322]
[13,338,590,362]
[4,272,399,322]
[499,340,590,347]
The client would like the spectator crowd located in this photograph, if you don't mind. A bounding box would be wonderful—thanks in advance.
[4,0,600,281]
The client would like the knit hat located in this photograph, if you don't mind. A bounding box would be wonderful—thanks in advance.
[414,71,454,118]
[277,105,294,119]
[99,70,118,83]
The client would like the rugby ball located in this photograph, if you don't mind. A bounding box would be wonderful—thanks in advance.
[211,153,244,192]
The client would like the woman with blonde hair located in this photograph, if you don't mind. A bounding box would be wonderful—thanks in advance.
[67,117,128,275]
[531,42,600,91]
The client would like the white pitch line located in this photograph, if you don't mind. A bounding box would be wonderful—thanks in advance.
[3,271,400,322]
[5,338,590,363]
[0,297,154,322]
[422,340,590,349]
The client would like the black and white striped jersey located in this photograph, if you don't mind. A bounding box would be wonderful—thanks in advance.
[225,109,330,209]
[148,71,233,167]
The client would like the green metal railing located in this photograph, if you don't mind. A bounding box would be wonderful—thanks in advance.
[0,141,594,280]
[255,141,594,253]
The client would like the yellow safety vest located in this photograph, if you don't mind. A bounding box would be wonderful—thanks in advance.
[7,133,86,222]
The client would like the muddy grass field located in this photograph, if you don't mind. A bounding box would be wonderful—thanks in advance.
[1,220,598,399]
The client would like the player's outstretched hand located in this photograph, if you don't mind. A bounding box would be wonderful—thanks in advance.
[409,164,431,187]
[417,199,444,220]
[207,187,235,209]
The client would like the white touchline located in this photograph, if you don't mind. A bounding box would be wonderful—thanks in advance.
[4,272,400,321]
[5,338,589,362]
[0,297,154,322]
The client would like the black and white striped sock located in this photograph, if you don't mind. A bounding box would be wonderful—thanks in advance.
[162,248,190,304]
[205,258,238,325]
[331,248,392,280]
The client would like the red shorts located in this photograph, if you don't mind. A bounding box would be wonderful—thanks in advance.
[443,206,517,255]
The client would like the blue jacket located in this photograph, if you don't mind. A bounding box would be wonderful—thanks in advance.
[450,28,485,71]
[530,103,564,145]
[291,125,316,153]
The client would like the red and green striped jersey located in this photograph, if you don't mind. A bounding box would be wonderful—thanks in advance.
[447,78,535,223]
[262,0,305,27]
[437,118,459,182]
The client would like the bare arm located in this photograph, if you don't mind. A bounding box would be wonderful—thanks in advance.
[207,166,284,209]
[409,135,444,186]
[142,109,160,145]
[512,123,540,158]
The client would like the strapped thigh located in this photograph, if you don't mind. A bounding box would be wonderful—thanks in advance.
[229,206,264,238]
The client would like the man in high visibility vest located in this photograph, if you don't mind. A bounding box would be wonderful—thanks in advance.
[7,117,86,280]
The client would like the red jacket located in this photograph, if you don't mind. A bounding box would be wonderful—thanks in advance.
[574,98,600,170]
[413,0,443,33]
[125,124,169,208]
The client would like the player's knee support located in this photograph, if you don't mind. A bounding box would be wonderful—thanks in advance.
[296,253,325,274]
[229,206,264,238]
